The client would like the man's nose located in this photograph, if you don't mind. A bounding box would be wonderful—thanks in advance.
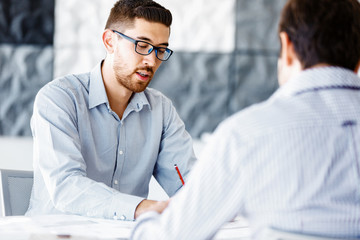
[142,49,157,66]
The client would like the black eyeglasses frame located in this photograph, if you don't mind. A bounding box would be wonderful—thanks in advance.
[112,30,173,61]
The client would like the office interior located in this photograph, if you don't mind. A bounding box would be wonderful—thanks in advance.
[1,0,360,207]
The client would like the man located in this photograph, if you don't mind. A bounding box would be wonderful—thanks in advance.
[26,0,196,221]
[131,0,360,239]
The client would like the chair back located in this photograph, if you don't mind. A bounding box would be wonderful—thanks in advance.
[0,169,33,216]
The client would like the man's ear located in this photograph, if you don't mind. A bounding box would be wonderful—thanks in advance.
[355,60,360,74]
[279,32,297,67]
[102,29,116,54]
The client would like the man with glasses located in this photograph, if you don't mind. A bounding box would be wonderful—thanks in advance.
[26,0,196,221]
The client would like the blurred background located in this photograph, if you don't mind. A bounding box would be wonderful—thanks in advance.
[0,0,287,139]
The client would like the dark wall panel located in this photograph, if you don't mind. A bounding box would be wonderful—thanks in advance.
[0,0,54,136]
[0,45,53,135]
[0,0,285,138]
[235,0,287,51]
[152,0,284,137]
[0,0,54,44]
[229,54,279,114]
[150,52,234,137]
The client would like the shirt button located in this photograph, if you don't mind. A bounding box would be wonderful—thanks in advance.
[119,150,123,155]
[114,180,118,185]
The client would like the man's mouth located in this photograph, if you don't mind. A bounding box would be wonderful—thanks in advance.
[136,71,151,81]
[137,72,149,77]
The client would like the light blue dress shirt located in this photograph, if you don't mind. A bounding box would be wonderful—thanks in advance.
[132,67,360,239]
[26,62,196,220]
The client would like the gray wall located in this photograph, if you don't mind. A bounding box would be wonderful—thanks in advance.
[0,0,287,138]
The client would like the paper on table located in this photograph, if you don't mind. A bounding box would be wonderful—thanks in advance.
[0,215,135,240]
[0,214,250,240]
[221,216,249,229]
[214,216,251,240]
[29,233,99,240]
[33,215,135,239]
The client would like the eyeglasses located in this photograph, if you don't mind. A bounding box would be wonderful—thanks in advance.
[112,30,173,61]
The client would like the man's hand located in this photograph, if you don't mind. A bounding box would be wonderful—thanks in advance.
[134,199,170,219]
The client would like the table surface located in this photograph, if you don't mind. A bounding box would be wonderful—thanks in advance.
[0,214,251,240]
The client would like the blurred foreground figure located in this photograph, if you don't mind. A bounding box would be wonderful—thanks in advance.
[131,0,360,239]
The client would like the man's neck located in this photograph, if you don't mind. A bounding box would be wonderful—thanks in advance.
[101,59,133,119]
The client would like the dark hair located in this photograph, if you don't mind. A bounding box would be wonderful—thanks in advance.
[105,0,172,31]
[279,0,360,70]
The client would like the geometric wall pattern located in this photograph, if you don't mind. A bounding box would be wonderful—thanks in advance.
[0,0,54,135]
[1,0,298,137]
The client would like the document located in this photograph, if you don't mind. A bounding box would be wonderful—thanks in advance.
[0,214,250,240]
[215,216,251,239]
[0,215,134,240]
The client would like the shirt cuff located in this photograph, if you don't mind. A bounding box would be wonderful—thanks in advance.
[108,193,145,221]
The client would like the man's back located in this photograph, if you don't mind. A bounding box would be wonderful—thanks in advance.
[131,66,360,240]
[222,66,360,238]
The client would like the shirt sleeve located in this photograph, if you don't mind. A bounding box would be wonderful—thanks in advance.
[152,99,197,197]
[131,121,247,239]
[31,83,144,220]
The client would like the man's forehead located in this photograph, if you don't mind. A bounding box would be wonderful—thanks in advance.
[123,18,170,45]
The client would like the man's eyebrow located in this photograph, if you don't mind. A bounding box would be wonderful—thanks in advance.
[137,36,169,47]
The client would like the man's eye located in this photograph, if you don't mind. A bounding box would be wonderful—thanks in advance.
[158,49,166,54]
[137,42,149,48]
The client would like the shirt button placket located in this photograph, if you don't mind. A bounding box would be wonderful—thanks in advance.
[113,122,125,189]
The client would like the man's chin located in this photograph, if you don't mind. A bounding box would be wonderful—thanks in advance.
[132,84,149,93]
[133,88,146,93]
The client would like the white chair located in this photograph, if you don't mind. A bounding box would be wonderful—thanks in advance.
[0,169,33,216]
[264,227,357,240]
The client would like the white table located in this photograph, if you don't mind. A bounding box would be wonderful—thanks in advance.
[0,214,250,240]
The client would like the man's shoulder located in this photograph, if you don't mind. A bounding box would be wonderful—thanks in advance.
[36,72,91,104]
[219,95,293,138]
[48,72,91,91]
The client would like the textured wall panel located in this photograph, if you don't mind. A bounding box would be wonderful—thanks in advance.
[151,52,279,137]
[156,0,236,53]
[54,0,114,78]
[150,52,234,137]
[54,47,106,78]
[236,0,287,51]
[2,0,287,137]
[0,45,53,135]
[229,54,279,114]
[0,0,54,44]
[54,0,236,78]
[54,0,114,48]
[53,0,283,138]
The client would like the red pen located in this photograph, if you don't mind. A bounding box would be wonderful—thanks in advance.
[174,164,185,185]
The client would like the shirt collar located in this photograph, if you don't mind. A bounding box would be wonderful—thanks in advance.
[127,91,152,113]
[88,61,151,112]
[278,66,360,97]
[89,61,109,109]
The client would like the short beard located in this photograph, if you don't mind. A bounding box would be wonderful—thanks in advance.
[113,64,154,93]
